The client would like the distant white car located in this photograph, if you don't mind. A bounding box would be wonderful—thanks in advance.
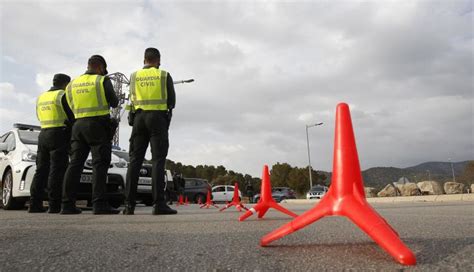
[212,185,242,203]
[306,185,328,200]
[0,124,127,210]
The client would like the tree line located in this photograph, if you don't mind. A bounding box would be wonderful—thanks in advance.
[165,159,327,195]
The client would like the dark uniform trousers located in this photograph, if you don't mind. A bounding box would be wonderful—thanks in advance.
[125,111,169,206]
[30,128,70,206]
[62,117,112,205]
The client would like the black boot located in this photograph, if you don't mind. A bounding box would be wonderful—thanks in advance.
[60,203,82,215]
[93,202,120,215]
[47,202,61,214]
[152,201,177,215]
[123,205,135,215]
[28,200,46,213]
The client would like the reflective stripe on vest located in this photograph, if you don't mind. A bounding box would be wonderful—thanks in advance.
[66,74,109,118]
[36,90,67,128]
[130,68,168,111]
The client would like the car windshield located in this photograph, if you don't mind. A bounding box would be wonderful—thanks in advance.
[112,151,130,162]
[18,130,39,145]
[310,186,326,192]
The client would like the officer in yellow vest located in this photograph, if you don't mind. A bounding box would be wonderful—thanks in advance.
[29,74,73,213]
[123,48,176,215]
[61,55,120,215]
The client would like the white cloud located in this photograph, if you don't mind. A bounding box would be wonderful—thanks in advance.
[1,0,472,176]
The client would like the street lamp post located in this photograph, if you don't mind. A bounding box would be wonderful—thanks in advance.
[448,158,456,182]
[306,122,323,189]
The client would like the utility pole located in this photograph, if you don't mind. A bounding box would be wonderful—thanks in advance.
[306,122,323,189]
[448,158,456,182]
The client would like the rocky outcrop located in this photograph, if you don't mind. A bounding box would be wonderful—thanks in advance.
[364,187,378,198]
[444,182,465,194]
[400,182,421,196]
[417,181,444,195]
[377,184,400,197]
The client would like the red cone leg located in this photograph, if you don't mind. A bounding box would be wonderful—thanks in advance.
[261,200,331,246]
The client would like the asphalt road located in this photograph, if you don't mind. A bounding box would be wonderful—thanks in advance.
[0,201,472,271]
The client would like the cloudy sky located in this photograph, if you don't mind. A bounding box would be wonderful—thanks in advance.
[0,0,472,177]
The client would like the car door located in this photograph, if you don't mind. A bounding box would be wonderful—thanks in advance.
[212,186,226,202]
[225,185,235,202]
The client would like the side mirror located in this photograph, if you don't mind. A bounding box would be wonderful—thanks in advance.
[0,143,8,153]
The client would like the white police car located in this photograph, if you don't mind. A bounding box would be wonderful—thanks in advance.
[112,148,173,206]
[0,124,127,210]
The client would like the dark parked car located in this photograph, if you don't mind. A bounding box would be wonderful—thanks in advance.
[183,178,212,203]
[252,187,297,203]
[167,178,211,204]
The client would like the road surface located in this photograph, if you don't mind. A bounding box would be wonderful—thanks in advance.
[0,202,472,271]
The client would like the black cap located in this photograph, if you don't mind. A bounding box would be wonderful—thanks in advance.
[52,73,71,87]
[88,55,108,75]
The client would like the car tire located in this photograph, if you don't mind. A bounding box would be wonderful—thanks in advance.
[194,194,206,204]
[254,197,260,203]
[142,198,153,206]
[2,169,25,210]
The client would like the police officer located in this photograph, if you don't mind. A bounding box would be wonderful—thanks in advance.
[61,55,120,215]
[29,74,73,213]
[123,48,176,215]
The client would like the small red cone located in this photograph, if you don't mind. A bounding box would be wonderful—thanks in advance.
[239,166,297,221]
[176,194,184,206]
[200,189,219,209]
[197,197,203,205]
[260,103,416,266]
[185,196,189,206]
[220,182,249,212]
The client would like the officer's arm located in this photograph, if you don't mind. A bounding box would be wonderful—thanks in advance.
[61,95,75,123]
[167,73,176,110]
[103,77,119,108]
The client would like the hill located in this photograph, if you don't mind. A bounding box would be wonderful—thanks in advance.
[319,161,472,190]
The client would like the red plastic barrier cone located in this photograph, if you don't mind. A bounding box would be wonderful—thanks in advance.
[260,103,416,266]
[176,194,184,206]
[197,197,202,205]
[185,196,189,206]
[200,189,219,209]
[220,182,249,212]
[239,166,298,221]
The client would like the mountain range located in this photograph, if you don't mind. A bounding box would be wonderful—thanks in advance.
[319,161,472,190]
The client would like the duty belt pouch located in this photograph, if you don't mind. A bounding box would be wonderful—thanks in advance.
[128,110,135,126]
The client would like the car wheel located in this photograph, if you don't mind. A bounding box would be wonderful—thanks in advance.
[2,169,24,210]
[194,194,206,204]
[142,198,153,206]
[254,197,260,203]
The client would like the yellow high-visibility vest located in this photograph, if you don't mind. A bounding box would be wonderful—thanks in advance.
[36,90,67,128]
[130,67,168,111]
[66,74,109,118]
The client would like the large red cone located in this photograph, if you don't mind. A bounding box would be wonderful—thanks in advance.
[260,103,416,266]
[220,182,249,212]
[200,189,219,209]
[239,166,298,221]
